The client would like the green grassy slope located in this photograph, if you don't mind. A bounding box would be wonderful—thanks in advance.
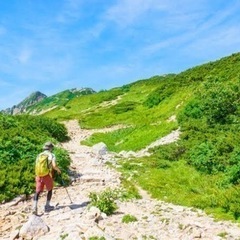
[49,52,240,221]
[5,52,240,221]
[44,74,188,151]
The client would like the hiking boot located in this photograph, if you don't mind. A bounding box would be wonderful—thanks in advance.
[32,207,38,215]
[44,205,54,212]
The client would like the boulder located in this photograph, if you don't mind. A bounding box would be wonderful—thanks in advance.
[92,142,108,156]
[19,215,49,239]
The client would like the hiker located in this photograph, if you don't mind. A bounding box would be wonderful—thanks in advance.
[32,141,61,214]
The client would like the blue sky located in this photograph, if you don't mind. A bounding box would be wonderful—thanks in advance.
[0,0,240,110]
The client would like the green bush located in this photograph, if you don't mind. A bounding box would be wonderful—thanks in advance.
[150,143,185,162]
[221,187,240,220]
[89,188,118,215]
[200,80,240,125]
[16,115,69,142]
[223,149,240,185]
[188,142,219,174]
[178,98,203,120]
[143,83,175,108]
[0,113,70,202]
[112,101,137,114]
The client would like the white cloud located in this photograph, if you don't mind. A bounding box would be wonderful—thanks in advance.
[16,48,32,64]
[104,0,209,28]
[56,0,83,23]
[105,0,154,27]
[186,27,240,58]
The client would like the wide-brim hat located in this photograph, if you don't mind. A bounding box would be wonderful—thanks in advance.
[43,141,54,150]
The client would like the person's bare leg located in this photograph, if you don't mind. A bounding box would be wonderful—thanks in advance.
[32,191,41,214]
[45,190,54,212]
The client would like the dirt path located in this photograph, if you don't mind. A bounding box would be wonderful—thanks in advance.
[1,120,240,239]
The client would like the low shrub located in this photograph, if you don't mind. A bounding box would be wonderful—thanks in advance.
[89,188,118,215]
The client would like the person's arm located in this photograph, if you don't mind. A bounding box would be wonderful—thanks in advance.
[51,154,61,174]
[52,161,61,174]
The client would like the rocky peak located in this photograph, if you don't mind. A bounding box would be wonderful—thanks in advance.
[2,91,47,115]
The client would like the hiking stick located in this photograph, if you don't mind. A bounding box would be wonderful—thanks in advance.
[60,175,73,204]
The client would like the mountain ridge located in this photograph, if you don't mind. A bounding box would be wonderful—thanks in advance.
[2,87,96,115]
[2,91,47,115]
[3,52,240,117]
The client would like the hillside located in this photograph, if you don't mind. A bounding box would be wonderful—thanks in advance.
[40,52,240,221]
[1,52,240,227]
[1,120,240,239]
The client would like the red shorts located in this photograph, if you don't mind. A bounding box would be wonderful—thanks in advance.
[35,174,53,192]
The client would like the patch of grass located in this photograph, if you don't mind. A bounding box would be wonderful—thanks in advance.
[122,214,138,223]
[217,232,228,238]
[118,177,142,200]
[89,237,106,240]
[81,122,177,152]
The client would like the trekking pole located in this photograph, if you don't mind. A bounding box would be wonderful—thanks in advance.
[60,175,73,204]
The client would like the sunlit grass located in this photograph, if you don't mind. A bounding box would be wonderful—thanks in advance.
[33,55,240,222]
[81,121,177,152]
[117,157,240,222]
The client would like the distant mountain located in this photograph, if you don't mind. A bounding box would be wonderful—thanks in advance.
[2,88,96,115]
[25,87,95,115]
[2,91,47,115]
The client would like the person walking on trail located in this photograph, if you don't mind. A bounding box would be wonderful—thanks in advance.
[32,141,61,215]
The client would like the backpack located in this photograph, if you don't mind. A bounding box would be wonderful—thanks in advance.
[35,153,50,177]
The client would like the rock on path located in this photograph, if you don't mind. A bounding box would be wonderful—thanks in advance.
[0,120,240,239]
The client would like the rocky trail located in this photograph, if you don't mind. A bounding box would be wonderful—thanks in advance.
[1,120,240,239]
